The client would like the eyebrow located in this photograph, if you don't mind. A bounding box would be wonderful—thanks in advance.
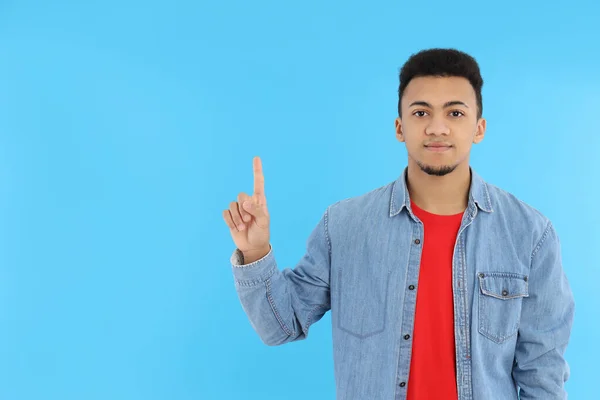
[408,100,469,108]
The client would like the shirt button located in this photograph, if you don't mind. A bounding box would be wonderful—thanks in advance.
[409,285,415,290]
[502,290,509,296]
[404,334,410,340]
[414,239,421,245]
[399,382,406,387]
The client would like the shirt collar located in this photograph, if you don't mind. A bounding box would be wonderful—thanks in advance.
[389,166,494,217]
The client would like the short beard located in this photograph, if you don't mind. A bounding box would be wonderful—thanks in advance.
[416,160,458,177]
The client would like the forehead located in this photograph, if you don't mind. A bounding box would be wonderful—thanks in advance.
[402,76,476,107]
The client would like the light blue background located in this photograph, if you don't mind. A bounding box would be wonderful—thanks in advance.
[0,0,598,399]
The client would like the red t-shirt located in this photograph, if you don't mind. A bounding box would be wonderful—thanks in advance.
[407,200,464,400]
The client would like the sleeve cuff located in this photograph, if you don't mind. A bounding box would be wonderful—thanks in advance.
[230,245,277,286]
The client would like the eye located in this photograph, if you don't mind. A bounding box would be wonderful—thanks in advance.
[450,110,465,117]
[413,111,428,117]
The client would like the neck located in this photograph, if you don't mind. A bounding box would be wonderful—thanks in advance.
[406,160,471,215]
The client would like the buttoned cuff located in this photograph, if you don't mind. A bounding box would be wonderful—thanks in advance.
[230,245,276,286]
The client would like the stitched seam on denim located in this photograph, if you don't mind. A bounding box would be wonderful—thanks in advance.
[479,282,522,343]
[485,272,528,279]
[479,300,519,344]
[303,304,328,335]
[459,224,471,360]
[235,266,277,287]
[390,181,400,216]
[390,177,407,217]
[453,240,463,383]
[480,274,529,297]
[265,278,294,337]
[324,206,332,256]
[531,220,552,260]
[481,290,528,300]
[483,182,493,212]
[390,182,395,216]
[491,330,517,343]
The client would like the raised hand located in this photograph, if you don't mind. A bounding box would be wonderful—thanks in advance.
[223,156,271,263]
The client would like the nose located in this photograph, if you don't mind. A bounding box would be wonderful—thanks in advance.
[425,116,450,136]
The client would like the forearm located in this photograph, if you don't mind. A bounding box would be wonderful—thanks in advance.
[232,246,330,346]
[233,248,302,346]
[230,209,332,346]
[512,221,575,399]
[514,336,572,399]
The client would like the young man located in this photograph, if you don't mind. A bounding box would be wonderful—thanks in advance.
[222,48,574,400]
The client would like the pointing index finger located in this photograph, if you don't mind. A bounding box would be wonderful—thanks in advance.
[253,156,266,204]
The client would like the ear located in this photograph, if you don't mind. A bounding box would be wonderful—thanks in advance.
[473,117,486,144]
[395,117,405,143]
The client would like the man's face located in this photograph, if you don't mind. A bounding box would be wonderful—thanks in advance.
[395,76,486,176]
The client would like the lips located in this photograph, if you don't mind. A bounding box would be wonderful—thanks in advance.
[424,143,452,152]
[425,143,452,148]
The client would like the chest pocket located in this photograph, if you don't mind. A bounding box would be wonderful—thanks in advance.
[337,268,391,339]
[478,272,529,344]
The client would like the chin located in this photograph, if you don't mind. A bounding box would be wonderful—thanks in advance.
[416,161,458,177]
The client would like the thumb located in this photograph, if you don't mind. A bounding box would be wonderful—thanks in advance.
[242,200,269,226]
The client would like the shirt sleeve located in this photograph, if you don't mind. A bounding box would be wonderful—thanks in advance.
[512,221,575,399]
[230,208,332,346]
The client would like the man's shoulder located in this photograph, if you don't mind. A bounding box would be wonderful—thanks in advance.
[327,180,395,217]
[485,181,552,232]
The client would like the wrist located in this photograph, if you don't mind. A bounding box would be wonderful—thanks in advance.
[242,245,270,264]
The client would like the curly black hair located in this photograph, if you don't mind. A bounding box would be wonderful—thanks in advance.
[398,48,484,119]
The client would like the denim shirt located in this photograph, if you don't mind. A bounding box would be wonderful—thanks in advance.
[230,168,574,400]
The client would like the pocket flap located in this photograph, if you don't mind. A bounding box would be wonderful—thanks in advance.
[478,272,529,300]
